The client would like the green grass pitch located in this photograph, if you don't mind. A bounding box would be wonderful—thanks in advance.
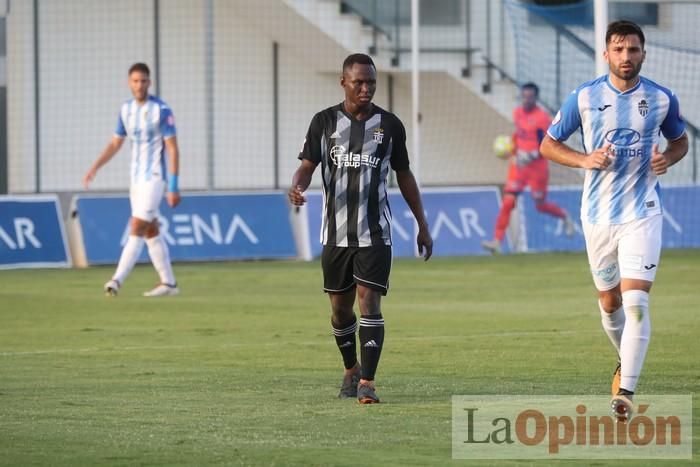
[1,250,698,466]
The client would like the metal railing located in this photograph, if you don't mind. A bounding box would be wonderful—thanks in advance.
[340,0,478,75]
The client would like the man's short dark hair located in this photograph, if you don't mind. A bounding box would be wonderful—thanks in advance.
[606,20,645,48]
[128,62,151,76]
[521,82,539,96]
[342,53,376,73]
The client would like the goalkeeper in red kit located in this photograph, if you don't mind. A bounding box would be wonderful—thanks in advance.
[482,82,575,254]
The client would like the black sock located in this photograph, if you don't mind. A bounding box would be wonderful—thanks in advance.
[332,315,358,370]
[618,388,634,396]
[359,314,384,381]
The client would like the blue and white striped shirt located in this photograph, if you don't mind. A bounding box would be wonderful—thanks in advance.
[548,75,685,225]
[115,95,177,185]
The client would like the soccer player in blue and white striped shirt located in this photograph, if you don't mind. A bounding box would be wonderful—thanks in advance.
[541,21,688,421]
[84,63,181,297]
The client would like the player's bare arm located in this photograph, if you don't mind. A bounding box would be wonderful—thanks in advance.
[288,159,317,206]
[83,136,125,188]
[540,135,613,170]
[164,136,181,208]
[650,134,689,175]
[396,169,433,261]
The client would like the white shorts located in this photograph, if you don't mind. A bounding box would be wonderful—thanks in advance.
[583,214,662,291]
[129,180,165,222]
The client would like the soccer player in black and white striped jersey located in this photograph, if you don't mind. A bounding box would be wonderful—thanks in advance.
[289,54,433,404]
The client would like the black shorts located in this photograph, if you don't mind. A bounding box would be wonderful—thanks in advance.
[321,245,392,296]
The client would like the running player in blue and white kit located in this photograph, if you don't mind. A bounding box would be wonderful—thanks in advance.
[540,21,688,421]
[84,63,181,297]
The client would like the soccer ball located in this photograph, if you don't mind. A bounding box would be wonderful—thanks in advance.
[492,135,513,159]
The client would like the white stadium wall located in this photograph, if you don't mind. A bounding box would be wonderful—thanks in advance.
[159,0,208,191]
[6,0,514,193]
[8,0,156,192]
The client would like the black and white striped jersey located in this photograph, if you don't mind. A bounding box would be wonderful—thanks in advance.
[299,103,410,247]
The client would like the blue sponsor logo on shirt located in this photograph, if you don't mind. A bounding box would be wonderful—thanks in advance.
[605,128,641,147]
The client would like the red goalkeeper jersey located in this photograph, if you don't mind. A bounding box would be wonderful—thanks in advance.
[513,105,551,155]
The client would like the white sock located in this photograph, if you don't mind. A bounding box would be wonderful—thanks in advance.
[619,290,651,393]
[146,235,176,286]
[599,301,625,356]
[113,235,145,284]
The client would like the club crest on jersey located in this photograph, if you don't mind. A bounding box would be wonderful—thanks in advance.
[373,128,384,144]
[638,99,649,117]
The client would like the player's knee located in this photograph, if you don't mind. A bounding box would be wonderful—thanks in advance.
[502,195,517,210]
[599,290,622,312]
[130,218,150,236]
[329,292,355,319]
[331,306,354,322]
[146,220,160,238]
[357,288,381,315]
[534,199,547,211]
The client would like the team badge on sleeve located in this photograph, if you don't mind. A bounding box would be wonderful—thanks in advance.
[167,115,175,126]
